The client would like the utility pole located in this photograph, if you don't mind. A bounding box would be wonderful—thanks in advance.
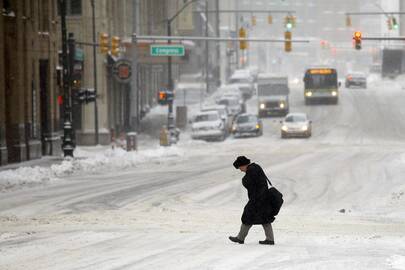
[90,0,99,145]
[131,0,140,131]
[215,0,220,86]
[60,0,75,157]
[166,0,201,136]
[235,0,239,69]
[205,1,209,94]
[167,20,174,130]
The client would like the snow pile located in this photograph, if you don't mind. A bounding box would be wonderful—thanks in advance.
[0,166,55,191]
[387,255,405,269]
[0,146,184,191]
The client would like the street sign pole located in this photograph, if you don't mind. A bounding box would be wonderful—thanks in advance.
[166,21,174,134]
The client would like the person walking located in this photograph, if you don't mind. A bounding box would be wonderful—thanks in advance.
[229,156,275,245]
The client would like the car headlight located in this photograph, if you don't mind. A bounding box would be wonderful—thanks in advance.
[279,103,285,109]
[260,103,266,109]
[301,125,308,131]
[256,124,260,129]
[281,125,288,131]
[232,125,237,132]
[305,91,312,97]
[332,91,337,96]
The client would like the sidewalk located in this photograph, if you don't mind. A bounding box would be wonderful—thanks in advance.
[0,106,187,172]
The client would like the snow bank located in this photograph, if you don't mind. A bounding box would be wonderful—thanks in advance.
[0,146,184,192]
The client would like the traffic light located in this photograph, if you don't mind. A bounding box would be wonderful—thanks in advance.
[74,89,87,103]
[285,15,293,30]
[99,33,109,54]
[392,17,399,30]
[353,31,362,50]
[111,36,121,57]
[346,16,352,27]
[158,90,168,105]
[71,68,82,89]
[73,89,96,104]
[284,31,292,52]
[85,89,96,103]
[268,15,273,24]
[320,40,329,49]
[157,90,174,105]
[239,27,247,50]
[251,15,257,26]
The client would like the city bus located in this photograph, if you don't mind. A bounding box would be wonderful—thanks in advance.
[303,67,340,105]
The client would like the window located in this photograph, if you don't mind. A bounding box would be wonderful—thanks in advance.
[41,1,49,31]
[195,113,218,122]
[57,0,82,16]
[70,0,81,15]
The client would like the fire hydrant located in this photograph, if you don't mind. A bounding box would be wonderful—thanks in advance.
[160,126,170,146]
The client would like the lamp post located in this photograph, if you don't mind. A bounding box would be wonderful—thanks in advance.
[60,0,75,157]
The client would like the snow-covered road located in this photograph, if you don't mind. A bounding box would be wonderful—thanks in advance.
[1,78,405,269]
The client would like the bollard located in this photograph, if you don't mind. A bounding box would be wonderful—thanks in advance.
[126,132,137,151]
[160,126,170,146]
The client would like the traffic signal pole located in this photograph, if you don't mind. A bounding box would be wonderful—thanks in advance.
[166,21,175,131]
[165,0,202,136]
[90,0,99,145]
[60,0,75,157]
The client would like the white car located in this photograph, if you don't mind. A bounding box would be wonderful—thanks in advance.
[191,111,226,141]
[201,104,232,135]
[217,96,242,116]
[280,113,312,138]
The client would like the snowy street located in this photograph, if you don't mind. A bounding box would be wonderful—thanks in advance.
[1,79,405,269]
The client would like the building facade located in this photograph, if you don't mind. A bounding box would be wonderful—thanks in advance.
[1,0,61,165]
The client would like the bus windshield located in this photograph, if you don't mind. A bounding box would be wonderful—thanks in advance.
[304,73,337,89]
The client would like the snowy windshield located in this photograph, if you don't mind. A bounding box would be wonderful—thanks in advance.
[195,113,218,122]
[285,115,306,122]
[236,115,256,123]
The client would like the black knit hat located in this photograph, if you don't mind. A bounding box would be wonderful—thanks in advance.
[233,156,251,169]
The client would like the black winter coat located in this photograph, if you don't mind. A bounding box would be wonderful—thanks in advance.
[241,163,275,225]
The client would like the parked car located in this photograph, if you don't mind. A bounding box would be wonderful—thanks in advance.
[345,73,367,88]
[229,70,255,100]
[215,85,246,113]
[201,104,232,135]
[217,96,242,116]
[191,111,226,141]
[280,113,312,138]
[232,113,263,138]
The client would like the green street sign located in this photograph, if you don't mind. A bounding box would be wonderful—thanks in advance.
[150,44,185,56]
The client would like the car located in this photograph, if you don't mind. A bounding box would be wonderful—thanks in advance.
[345,73,367,88]
[215,85,246,113]
[191,111,226,141]
[217,96,242,116]
[229,71,255,100]
[232,113,263,138]
[201,104,232,135]
[280,113,312,138]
